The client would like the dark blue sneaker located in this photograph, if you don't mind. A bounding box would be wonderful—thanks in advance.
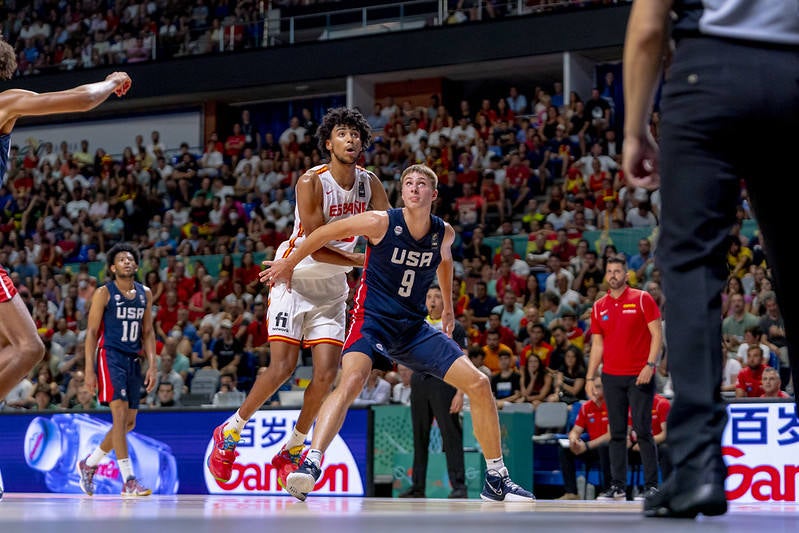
[480,469,535,502]
[285,459,322,501]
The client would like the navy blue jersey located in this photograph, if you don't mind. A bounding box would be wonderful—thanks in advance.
[99,281,147,356]
[0,134,10,184]
[351,208,445,325]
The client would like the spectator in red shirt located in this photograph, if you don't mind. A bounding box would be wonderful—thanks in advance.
[245,301,269,367]
[454,182,483,233]
[235,251,262,295]
[519,322,553,369]
[479,171,505,228]
[224,123,246,159]
[173,261,196,302]
[505,151,539,211]
[760,367,791,399]
[558,375,612,500]
[494,261,526,303]
[550,228,578,263]
[482,312,518,354]
[155,290,181,342]
[736,345,767,398]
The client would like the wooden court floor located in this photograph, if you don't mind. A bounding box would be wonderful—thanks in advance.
[1,493,797,533]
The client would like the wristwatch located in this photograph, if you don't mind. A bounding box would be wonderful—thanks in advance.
[646,361,657,369]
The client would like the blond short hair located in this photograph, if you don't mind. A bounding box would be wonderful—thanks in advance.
[400,164,438,189]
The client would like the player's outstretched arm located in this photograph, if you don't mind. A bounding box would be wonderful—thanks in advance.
[0,72,131,121]
[261,210,388,288]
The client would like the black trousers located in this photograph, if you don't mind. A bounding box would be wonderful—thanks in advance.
[558,443,611,495]
[629,442,672,484]
[602,373,658,488]
[409,373,465,492]
[659,37,799,483]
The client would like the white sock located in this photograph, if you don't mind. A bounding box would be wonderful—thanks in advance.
[118,457,134,481]
[306,449,323,467]
[285,429,307,451]
[486,457,508,477]
[225,410,248,433]
[85,447,109,468]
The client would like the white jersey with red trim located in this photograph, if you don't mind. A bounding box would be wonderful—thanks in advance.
[274,164,373,279]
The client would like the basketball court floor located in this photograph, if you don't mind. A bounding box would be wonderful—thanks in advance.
[1,493,796,533]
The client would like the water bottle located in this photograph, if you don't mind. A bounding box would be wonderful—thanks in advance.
[23,413,179,494]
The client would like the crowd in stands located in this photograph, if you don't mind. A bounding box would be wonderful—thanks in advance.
[2,0,627,76]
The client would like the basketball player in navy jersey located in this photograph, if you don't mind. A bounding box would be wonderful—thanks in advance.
[207,107,390,488]
[0,40,130,500]
[261,164,534,502]
[80,243,157,497]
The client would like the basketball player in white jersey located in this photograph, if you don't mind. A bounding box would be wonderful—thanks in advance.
[208,107,390,487]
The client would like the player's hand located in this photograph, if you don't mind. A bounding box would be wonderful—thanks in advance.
[144,365,158,393]
[107,72,132,97]
[441,309,455,338]
[622,131,660,190]
[84,373,97,393]
[261,259,294,291]
[450,392,463,414]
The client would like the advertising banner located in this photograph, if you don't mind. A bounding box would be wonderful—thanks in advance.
[723,402,798,503]
[0,408,370,495]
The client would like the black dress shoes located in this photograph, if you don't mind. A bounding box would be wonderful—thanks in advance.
[645,451,728,519]
[644,481,727,518]
[448,487,468,499]
[398,487,425,498]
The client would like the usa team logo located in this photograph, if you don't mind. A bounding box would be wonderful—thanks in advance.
[394,226,403,236]
[431,233,439,248]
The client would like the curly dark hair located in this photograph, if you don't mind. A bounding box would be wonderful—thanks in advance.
[0,39,17,80]
[316,106,372,159]
[106,242,140,279]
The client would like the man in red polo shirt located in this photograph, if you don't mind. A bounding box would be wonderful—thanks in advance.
[557,375,611,500]
[586,256,663,501]
[736,345,767,398]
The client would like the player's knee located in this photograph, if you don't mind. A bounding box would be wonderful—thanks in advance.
[19,336,46,369]
[126,419,136,432]
[464,372,491,398]
[310,367,337,387]
[270,357,297,381]
[343,370,370,395]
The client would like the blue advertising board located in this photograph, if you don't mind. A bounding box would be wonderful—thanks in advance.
[0,408,371,495]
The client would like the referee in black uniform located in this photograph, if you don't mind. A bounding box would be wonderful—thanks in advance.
[623,0,799,518]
